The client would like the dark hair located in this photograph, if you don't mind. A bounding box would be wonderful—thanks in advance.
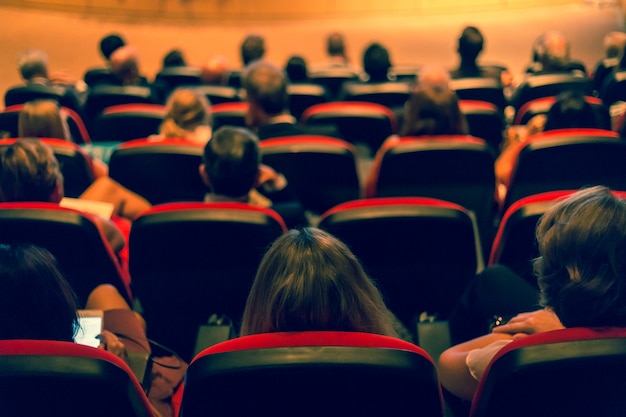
[543,90,604,131]
[458,26,484,62]
[241,34,265,66]
[363,43,391,82]
[99,33,125,60]
[163,49,186,67]
[0,138,63,203]
[327,32,346,57]
[240,227,398,337]
[285,55,308,83]
[0,244,79,342]
[534,186,626,328]
[243,60,289,115]
[202,126,260,197]
[401,85,468,136]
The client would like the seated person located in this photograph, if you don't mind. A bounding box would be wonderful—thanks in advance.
[438,185,626,402]
[199,126,307,228]
[364,84,468,197]
[361,42,392,83]
[240,227,399,337]
[450,25,505,81]
[162,48,187,68]
[153,88,212,145]
[593,31,626,96]
[285,55,309,83]
[200,55,229,85]
[99,33,126,66]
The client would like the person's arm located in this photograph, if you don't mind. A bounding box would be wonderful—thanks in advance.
[80,177,151,221]
[492,308,564,337]
[438,332,513,400]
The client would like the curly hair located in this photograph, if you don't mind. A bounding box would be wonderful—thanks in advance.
[534,186,626,328]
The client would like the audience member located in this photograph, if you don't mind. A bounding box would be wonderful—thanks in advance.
[155,88,212,145]
[15,48,84,111]
[162,49,187,68]
[451,26,487,79]
[109,45,150,87]
[240,227,399,337]
[199,126,306,228]
[495,90,610,200]
[593,31,626,95]
[99,33,126,64]
[326,32,351,67]
[416,64,452,91]
[361,42,392,82]
[200,55,229,85]
[439,185,626,401]
[241,34,266,67]
[285,55,309,83]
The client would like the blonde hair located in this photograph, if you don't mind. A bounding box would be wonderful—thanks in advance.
[240,227,398,337]
[18,100,68,140]
[160,89,212,138]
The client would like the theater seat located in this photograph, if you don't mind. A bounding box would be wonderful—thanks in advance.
[309,67,360,99]
[191,85,244,105]
[459,100,505,153]
[129,202,287,361]
[260,135,361,214]
[450,77,507,113]
[153,66,202,96]
[210,102,248,130]
[0,202,132,306]
[92,103,166,142]
[181,331,444,417]
[470,327,626,417]
[512,95,610,128]
[509,72,593,112]
[108,138,206,205]
[0,340,155,417]
[337,81,411,110]
[318,197,480,329]
[287,83,330,121]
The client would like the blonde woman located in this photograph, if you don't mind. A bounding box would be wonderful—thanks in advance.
[157,88,212,145]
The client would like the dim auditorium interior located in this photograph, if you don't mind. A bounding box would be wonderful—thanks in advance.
[1,0,626,416]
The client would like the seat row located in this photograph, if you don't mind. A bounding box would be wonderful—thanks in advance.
[3,326,626,417]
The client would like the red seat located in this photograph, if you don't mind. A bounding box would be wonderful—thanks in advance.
[129,202,287,361]
[509,72,593,112]
[191,85,244,105]
[287,83,330,121]
[470,327,626,417]
[182,331,444,417]
[210,101,248,130]
[260,135,361,214]
[450,77,507,113]
[512,95,610,127]
[108,138,206,205]
[0,137,95,198]
[459,100,505,153]
[337,81,411,110]
[301,101,398,156]
[318,197,480,329]
[502,128,625,213]
[0,202,132,306]
[0,339,155,417]
[92,103,166,142]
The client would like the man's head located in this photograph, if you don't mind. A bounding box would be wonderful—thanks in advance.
[457,26,484,64]
[536,31,570,71]
[201,55,228,85]
[243,60,289,128]
[199,126,260,198]
[17,49,49,81]
[362,43,391,82]
[99,33,126,62]
[109,45,141,85]
[241,34,266,67]
[327,32,347,58]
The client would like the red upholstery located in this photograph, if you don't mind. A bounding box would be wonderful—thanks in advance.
[513,95,606,125]
[93,104,166,142]
[108,138,205,205]
[301,101,398,155]
[2,103,91,144]
[0,137,96,198]
[449,77,507,112]
[260,135,361,213]
[129,202,287,361]
[502,128,625,213]
[470,327,626,417]
[210,101,248,130]
[0,202,132,305]
[319,197,479,328]
[0,339,155,417]
[182,331,444,417]
[459,100,505,152]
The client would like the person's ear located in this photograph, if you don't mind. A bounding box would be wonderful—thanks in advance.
[199,164,211,188]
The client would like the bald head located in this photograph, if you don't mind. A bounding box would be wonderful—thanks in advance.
[201,55,228,84]
[110,45,140,85]
[243,60,288,116]
[537,31,570,71]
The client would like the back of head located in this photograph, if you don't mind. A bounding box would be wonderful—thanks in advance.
[285,55,308,83]
[417,65,451,91]
[18,100,68,140]
[363,42,392,82]
[240,227,397,336]
[327,32,346,57]
[17,49,49,81]
[161,88,212,137]
[604,31,626,59]
[243,60,289,116]
[458,26,484,62]
[99,33,126,61]
[536,30,570,71]
[401,85,467,136]
[241,34,265,66]
[0,138,63,203]
[543,90,602,131]
[109,45,141,85]
[534,186,626,328]
[162,49,186,68]
[202,126,260,197]
[201,55,228,85]
[0,244,79,342]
